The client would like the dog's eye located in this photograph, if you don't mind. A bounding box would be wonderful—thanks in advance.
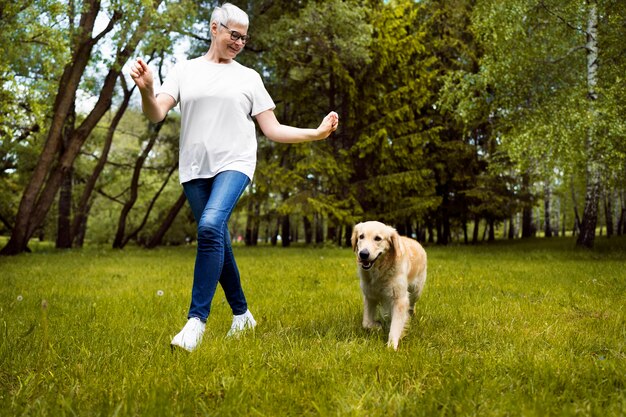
[359,234,365,240]
[374,236,382,242]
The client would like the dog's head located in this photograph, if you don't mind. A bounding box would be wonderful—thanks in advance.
[351,221,402,271]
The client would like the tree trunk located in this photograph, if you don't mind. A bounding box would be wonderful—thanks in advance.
[405,221,414,240]
[56,168,73,248]
[0,1,157,256]
[472,216,480,244]
[303,216,313,244]
[577,0,600,249]
[315,213,324,244]
[544,182,552,238]
[561,194,567,237]
[553,197,560,237]
[604,190,613,238]
[488,218,495,241]
[327,224,338,246]
[72,75,134,246]
[270,218,279,246]
[344,224,353,248]
[571,181,582,236]
[521,173,534,238]
[438,192,450,245]
[144,192,187,248]
[617,190,625,235]
[56,106,75,249]
[291,218,298,244]
[245,199,260,246]
[508,215,515,239]
[281,214,291,247]
[1,0,105,255]
[521,206,534,238]
[112,121,163,249]
[73,200,91,248]
[121,162,177,248]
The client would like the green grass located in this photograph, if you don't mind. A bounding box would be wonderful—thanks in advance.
[1,238,625,416]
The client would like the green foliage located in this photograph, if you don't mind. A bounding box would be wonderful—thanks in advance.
[0,0,71,233]
[347,0,439,223]
[248,0,374,229]
[2,0,625,247]
[466,0,626,178]
[1,239,625,415]
[0,0,68,171]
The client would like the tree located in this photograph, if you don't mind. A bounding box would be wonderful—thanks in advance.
[70,74,136,247]
[0,0,66,239]
[0,0,199,255]
[258,0,374,238]
[452,0,626,248]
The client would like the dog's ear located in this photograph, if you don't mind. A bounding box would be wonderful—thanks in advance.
[390,229,404,259]
[351,224,361,252]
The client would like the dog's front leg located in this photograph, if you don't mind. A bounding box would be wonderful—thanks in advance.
[388,296,409,350]
[362,296,382,330]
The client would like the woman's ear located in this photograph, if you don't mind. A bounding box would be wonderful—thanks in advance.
[210,21,219,37]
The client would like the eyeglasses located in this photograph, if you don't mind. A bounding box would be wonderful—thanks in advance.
[220,23,250,44]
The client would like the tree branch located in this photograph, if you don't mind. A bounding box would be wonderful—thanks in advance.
[96,187,127,205]
[538,0,587,35]
[545,45,588,64]
[93,9,123,43]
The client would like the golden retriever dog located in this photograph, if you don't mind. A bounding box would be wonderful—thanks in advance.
[351,221,427,350]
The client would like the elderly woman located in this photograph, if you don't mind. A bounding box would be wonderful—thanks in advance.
[130,3,338,352]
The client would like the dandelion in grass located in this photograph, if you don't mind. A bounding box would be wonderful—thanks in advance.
[17,295,23,302]
[156,290,164,297]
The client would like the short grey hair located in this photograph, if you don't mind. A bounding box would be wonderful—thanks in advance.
[210,3,249,39]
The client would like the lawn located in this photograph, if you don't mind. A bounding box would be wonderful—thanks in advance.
[1,237,625,416]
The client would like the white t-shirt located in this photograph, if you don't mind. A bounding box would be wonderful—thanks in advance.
[158,57,275,183]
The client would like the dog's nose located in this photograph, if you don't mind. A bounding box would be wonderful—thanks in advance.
[359,249,369,261]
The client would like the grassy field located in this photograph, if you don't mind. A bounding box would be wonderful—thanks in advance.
[1,237,625,416]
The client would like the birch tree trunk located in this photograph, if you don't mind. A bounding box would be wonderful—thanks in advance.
[577,0,600,249]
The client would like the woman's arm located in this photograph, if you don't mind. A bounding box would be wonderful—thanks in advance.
[140,90,176,124]
[129,58,176,123]
[255,110,338,143]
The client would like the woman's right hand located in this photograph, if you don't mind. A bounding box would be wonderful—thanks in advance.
[128,57,175,123]
[129,58,153,91]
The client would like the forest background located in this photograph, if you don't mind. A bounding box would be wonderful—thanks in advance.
[1,0,625,255]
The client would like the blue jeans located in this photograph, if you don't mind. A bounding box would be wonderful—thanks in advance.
[182,171,250,321]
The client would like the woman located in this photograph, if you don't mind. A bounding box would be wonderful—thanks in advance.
[129,3,338,352]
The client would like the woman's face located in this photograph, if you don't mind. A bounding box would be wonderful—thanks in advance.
[213,21,248,60]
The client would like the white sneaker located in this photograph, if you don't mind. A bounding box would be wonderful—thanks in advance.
[227,309,256,337]
[171,317,205,352]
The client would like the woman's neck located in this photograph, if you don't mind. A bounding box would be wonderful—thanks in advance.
[204,47,232,64]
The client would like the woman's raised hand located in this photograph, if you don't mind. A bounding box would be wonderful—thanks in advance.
[129,58,154,91]
[317,111,339,139]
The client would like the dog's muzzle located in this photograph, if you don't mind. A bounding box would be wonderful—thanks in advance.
[358,249,379,270]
